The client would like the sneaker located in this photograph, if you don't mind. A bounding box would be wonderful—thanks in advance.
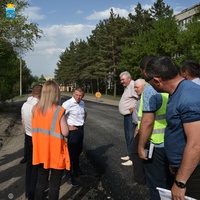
[120,156,130,161]
[121,160,133,166]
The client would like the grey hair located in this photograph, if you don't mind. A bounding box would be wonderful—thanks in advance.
[135,78,146,85]
[119,71,131,78]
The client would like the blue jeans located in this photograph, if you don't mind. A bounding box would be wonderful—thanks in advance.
[34,164,64,200]
[144,147,174,200]
[124,114,136,160]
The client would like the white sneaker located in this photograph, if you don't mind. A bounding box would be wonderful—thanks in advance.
[120,156,130,161]
[121,160,133,166]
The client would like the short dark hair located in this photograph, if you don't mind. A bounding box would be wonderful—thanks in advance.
[74,87,84,93]
[181,60,200,77]
[145,56,179,81]
[32,85,42,96]
[140,55,155,70]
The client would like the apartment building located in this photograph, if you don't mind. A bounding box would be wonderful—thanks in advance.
[175,3,200,29]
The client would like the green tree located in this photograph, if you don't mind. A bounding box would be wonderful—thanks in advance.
[177,16,200,63]
[120,1,177,80]
[120,3,154,79]
[86,9,130,96]
[150,0,173,19]
[56,9,130,96]
[55,40,80,88]
[127,2,152,38]
[0,0,42,52]
[122,17,179,79]
[0,38,19,101]
[0,0,42,99]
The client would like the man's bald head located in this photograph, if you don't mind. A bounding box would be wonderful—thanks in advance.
[134,79,146,96]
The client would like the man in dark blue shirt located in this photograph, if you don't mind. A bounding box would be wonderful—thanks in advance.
[145,56,200,200]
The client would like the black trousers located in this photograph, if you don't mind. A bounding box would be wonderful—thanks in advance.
[34,164,64,200]
[25,134,38,199]
[68,127,84,174]
[23,133,28,159]
[175,167,200,199]
[132,133,146,185]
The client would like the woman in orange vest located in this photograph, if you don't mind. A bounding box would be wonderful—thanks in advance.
[32,80,70,200]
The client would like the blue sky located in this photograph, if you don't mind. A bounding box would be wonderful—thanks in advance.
[23,0,200,77]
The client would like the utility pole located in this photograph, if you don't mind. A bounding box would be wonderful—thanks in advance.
[19,57,22,96]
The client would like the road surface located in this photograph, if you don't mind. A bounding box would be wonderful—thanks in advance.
[0,95,149,200]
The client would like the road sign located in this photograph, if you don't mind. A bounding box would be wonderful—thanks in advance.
[95,92,101,98]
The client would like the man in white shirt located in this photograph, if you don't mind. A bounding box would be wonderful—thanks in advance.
[119,71,138,166]
[62,87,87,184]
[21,84,42,199]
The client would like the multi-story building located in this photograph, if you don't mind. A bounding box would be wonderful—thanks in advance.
[175,3,200,29]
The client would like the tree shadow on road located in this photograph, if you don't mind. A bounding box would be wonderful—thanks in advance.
[0,148,26,200]
[60,145,113,200]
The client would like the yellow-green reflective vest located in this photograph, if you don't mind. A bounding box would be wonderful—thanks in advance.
[138,92,168,144]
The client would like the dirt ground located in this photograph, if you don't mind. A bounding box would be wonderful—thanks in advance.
[0,100,111,200]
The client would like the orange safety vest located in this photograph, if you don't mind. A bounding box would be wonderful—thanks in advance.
[32,105,70,170]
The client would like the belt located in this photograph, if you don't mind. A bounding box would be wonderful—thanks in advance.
[68,125,83,131]
[124,114,132,117]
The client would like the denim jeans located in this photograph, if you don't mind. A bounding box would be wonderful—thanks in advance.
[144,147,174,200]
[34,164,64,200]
[124,114,136,160]
[25,134,38,199]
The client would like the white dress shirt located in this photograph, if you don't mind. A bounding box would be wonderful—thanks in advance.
[21,97,39,136]
[192,77,200,85]
[62,97,86,126]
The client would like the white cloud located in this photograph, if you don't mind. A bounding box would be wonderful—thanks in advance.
[22,6,45,20]
[86,7,129,20]
[25,24,95,76]
[173,6,185,15]
[76,10,83,15]
[130,3,153,15]
[143,4,152,10]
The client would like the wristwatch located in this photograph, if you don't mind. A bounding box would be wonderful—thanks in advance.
[174,179,186,188]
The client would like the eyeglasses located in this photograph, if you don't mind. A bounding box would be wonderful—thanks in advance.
[145,77,153,82]
[145,76,161,82]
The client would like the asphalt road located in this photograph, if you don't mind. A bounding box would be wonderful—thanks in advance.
[0,95,150,200]
[78,98,150,200]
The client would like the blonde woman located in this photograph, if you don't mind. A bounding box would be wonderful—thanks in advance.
[32,80,70,200]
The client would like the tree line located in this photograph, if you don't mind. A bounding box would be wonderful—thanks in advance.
[0,0,42,101]
[54,0,200,96]
[1,0,200,101]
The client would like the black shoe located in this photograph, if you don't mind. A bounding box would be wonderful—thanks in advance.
[73,169,86,177]
[66,178,79,186]
[25,193,29,198]
[132,181,146,187]
[20,157,27,164]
